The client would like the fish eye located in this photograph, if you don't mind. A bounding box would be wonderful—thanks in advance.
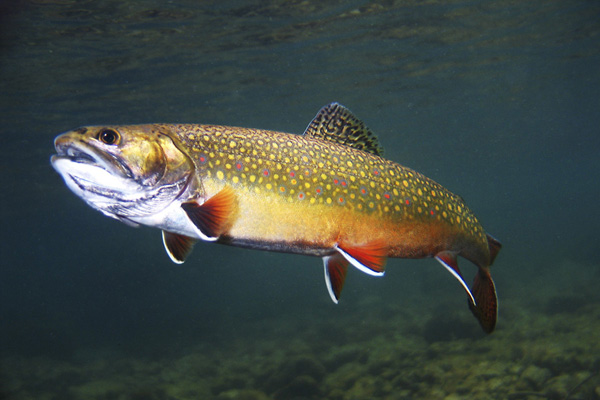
[98,129,120,145]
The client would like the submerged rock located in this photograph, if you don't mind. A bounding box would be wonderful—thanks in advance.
[521,365,552,389]
[216,389,272,400]
[262,355,326,395]
[272,375,320,399]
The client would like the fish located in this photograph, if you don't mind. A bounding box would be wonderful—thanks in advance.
[51,102,501,333]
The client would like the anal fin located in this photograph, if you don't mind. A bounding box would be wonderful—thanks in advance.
[435,251,476,306]
[335,240,387,276]
[181,186,236,241]
[323,253,350,304]
[162,231,196,264]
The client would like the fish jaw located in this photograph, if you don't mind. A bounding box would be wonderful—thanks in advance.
[51,125,194,222]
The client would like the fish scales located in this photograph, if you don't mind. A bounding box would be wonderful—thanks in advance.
[51,103,501,333]
[167,123,489,264]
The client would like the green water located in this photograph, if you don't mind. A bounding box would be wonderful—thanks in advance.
[1,1,599,399]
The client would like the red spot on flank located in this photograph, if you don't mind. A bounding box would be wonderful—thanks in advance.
[263,169,270,176]
[405,199,411,205]
[290,171,296,178]
[430,210,435,216]
[199,155,207,164]
[383,192,391,200]
[341,180,347,187]
[373,168,380,176]
[338,197,345,205]
[235,162,243,170]
[333,178,340,185]
[315,187,323,196]
[298,192,305,200]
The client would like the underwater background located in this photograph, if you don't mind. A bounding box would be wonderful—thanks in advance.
[1,1,599,399]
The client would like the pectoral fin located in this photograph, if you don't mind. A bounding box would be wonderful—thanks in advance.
[181,186,236,241]
[323,253,350,304]
[162,231,196,264]
[335,240,387,276]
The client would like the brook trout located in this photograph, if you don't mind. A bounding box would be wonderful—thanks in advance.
[51,103,501,333]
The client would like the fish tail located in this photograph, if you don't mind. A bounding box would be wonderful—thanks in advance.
[469,267,497,333]
[486,233,502,265]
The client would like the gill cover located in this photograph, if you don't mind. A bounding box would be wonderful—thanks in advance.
[52,125,194,220]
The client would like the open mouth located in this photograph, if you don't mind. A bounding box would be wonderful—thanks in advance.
[63,147,96,164]
[51,139,134,179]
[53,141,99,165]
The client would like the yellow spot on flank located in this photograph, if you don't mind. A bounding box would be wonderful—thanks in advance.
[250,175,256,183]
[326,198,332,204]
[403,180,409,188]
[216,170,224,180]
[232,176,239,184]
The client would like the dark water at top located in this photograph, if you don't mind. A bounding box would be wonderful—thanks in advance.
[1,1,599,399]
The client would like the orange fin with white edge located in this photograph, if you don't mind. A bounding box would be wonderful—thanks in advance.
[181,186,236,241]
[162,230,197,264]
[323,253,350,304]
[335,240,387,276]
[470,267,498,333]
[435,251,476,307]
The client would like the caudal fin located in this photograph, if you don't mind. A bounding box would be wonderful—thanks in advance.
[469,267,498,333]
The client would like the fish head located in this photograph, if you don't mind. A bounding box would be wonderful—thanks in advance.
[51,125,194,222]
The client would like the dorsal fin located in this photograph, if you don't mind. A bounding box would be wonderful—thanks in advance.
[303,102,384,156]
